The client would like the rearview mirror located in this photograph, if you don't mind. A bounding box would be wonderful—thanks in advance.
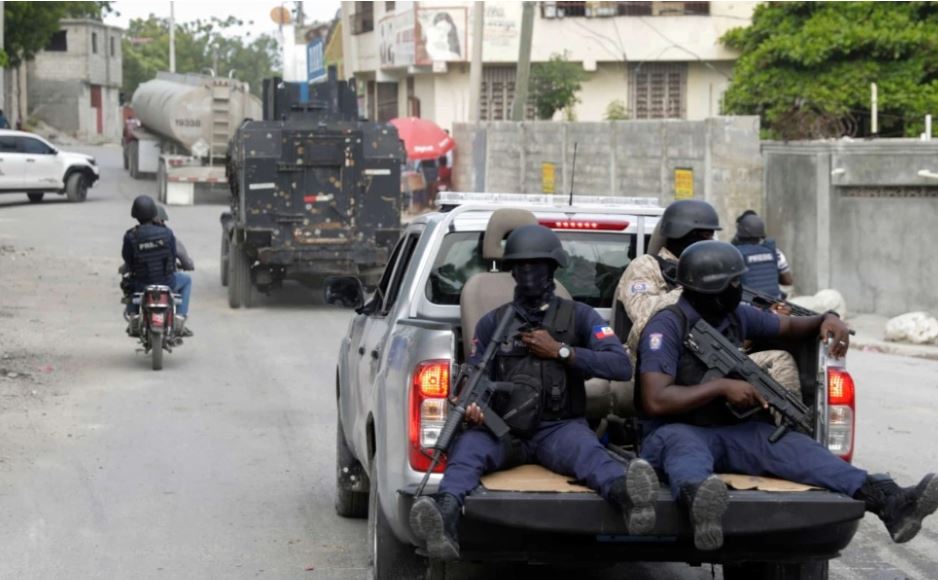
[324,276,365,309]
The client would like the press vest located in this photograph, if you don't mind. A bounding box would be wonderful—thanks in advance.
[493,298,585,430]
[737,240,781,299]
[128,223,176,289]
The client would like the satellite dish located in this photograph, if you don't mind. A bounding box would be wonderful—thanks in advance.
[270,6,293,25]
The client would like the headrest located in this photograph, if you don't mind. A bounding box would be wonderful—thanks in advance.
[647,220,665,256]
[482,208,538,261]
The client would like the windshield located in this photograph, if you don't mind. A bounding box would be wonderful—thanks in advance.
[426,231,640,307]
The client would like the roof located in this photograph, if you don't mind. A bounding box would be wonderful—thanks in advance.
[59,18,124,33]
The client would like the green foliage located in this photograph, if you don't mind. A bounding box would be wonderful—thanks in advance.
[604,99,629,121]
[122,15,281,99]
[722,2,938,139]
[3,2,111,66]
[531,53,588,121]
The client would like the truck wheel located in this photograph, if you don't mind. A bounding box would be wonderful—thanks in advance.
[335,404,369,518]
[27,193,44,203]
[157,160,168,203]
[723,560,829,580]
[220,231,230,287]
[228,241,253,308]
[65,173,88,202]
[129,142,139,179]
[367,457,425,580]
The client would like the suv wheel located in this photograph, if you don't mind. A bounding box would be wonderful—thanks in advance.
[723,559,829,580]
[27,193,44,204]
[65,173,88,202]
[367,455,425,580]
[335,395,369,518]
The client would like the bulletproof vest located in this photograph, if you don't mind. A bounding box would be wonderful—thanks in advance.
[494,298,585,426]
[128,223,175,288]
[737,240,781,299]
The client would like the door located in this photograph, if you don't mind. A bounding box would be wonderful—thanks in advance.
[18,137,62,189]
[90,85,103,135]
[0,136,26,190]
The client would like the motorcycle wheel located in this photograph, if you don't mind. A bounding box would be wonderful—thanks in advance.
[150,329,163,371]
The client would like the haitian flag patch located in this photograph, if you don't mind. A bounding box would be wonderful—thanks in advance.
[593,325,615,340]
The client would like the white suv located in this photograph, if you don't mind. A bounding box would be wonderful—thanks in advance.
[0,130,99,203]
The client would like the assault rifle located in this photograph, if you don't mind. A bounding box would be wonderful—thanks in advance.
[415,307,515,496]
[684,318,814,443]
[742,286,818,317]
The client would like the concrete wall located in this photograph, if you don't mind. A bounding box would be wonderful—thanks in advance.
[764,140,938,316]
[453,116,763,230]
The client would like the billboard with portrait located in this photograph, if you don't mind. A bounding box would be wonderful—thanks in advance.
[416,7,468,65]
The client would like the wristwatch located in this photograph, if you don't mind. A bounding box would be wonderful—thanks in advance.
[557,343,573,363]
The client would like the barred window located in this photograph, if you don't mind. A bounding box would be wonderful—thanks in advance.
[479,66,535,121]
[351,1,374,34]
[629,63,687,119]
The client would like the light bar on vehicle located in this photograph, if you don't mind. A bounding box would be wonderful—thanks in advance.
[539,218,630,231]
[438,191,660,209]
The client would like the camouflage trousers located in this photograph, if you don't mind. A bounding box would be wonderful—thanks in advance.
[749,350,801,425]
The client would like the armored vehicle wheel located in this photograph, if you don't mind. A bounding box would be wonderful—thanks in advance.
[367,455,425,580]
[150,329,163,371]
[228,241,253,308]
[335,401,369,518]
[723,560,829,580]
[27,193,44,203]
[220,231,230,287]
[65,173,88,202]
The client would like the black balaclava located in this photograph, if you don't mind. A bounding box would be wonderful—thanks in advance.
[511,260,556,322]
[683,282,743,324]
[665,229,715,258]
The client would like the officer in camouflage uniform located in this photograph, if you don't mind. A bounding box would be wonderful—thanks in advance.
[615,200,800,398]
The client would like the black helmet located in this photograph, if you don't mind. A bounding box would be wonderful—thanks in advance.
[502,224,568,268]
[736,212,766,239]
[660,199,722,239]
[156,204,169,223]
[131,195,158,222]
[677,240,747,293]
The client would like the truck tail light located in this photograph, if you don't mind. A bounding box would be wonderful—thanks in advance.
[827,368,855,462]
[538,218,630,231]
[409,360,450,473]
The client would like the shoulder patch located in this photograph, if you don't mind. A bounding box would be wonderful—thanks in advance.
[648,333,663,351]
[629,281,648,295]
[592,325,615,340]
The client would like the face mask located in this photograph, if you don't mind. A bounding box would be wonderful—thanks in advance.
[667,229,715,257]
[684,282,742,322]
[512,261,553,298]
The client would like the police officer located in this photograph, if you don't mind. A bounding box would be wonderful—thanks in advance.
[154,205,194,336]
[732,210,792,298]
[122,196,186,333]
[410,225,659,561]
[636,240,938,551]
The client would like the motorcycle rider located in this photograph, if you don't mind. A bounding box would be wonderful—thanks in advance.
[154,205,194,337]
[122,195,191,336]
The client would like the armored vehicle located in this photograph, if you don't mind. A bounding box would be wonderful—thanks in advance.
[222,69,405,308]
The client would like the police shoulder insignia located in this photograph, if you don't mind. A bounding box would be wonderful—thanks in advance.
[649,333,663,351]
[629,281,648,295]
[593,325,615,340]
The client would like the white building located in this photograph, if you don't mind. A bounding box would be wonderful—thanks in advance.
[341,1,756,128]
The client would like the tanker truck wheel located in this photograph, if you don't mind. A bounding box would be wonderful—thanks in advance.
[157,160,168,203]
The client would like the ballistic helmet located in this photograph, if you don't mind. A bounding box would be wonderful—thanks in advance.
[156,204,169,223]
[677,240,747,293]
[736,212,766,240]
[502,224,568,268]
[660,199,722,239]
[131,195,158,223]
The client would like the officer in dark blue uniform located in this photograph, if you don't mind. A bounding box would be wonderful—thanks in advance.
[732,211,791,298]
[122,195,178,325]
[410,225,659,561]
[637,240,938,551]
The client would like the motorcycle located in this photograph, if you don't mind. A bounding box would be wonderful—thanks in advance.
[124,282,183,370]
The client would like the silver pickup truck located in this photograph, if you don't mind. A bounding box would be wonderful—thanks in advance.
[328,193,861,580]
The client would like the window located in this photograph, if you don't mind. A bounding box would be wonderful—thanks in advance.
[540,1,709,18]
[19,138,55,155]
[630,63,687,119]
[47,31,68,52]
[386,1,395,11]
[92,32,98,54]
[376,82,399,123]
[0,137,19,153]
[351,1,374,34]
[426,231,636,307]
[368,230,422,315]
[480,66,535,121]
[110,36,116,57]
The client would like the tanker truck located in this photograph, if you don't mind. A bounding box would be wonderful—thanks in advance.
[122,72,262,205]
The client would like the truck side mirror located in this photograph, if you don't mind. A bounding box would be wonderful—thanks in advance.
[324,276,365,309]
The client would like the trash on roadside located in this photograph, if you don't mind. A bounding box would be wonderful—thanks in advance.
[884,311,938,345]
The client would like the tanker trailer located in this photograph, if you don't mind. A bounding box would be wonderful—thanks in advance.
[123,71,262,205]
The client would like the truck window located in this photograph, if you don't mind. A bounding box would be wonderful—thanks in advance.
[426,231,634,307]
[19,138,55,155]
[382,231,421,314]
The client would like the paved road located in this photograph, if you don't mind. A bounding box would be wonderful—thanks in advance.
[0,145,936,579]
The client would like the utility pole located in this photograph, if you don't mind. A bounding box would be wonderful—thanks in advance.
[468,1,484,123]
[870,82,878,136]
[510,1,535,122]
[169,1,176,73]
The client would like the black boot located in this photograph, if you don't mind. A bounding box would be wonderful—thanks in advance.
[856,473,938,543]
[409,493,461,561]
[608,459,658,535]
[680,475,729,551]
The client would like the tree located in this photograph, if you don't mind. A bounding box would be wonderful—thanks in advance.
[122,15,281,99]
[3,2,111,67]
[722,2,938,139]
[530,53,587,121]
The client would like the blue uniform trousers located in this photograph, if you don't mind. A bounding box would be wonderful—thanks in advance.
[438,418,625,505]
[640,422,867,499]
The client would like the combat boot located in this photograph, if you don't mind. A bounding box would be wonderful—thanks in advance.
[409,493,461,561]
[680,475,729,551]
[856,473,938,543]
[608,459,658,535]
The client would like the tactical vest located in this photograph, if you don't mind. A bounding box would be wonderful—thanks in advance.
[128,223,175,289]
[492,298,585,435]
[635,304,752,428]
[737,240,781,299]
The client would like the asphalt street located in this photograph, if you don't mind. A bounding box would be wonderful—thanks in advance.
[0,145,936,579]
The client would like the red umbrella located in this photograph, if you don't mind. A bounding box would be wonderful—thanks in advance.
[389,117,455,161]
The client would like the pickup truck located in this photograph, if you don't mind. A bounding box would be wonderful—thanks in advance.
[0,129,99,203]
[327,193,861,580]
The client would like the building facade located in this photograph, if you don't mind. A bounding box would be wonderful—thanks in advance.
[340,1,755,129]
[27,19,123,143]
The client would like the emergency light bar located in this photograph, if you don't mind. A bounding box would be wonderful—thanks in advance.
[438,191,661,209]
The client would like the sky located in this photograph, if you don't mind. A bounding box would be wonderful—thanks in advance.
[105,1,342,38]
